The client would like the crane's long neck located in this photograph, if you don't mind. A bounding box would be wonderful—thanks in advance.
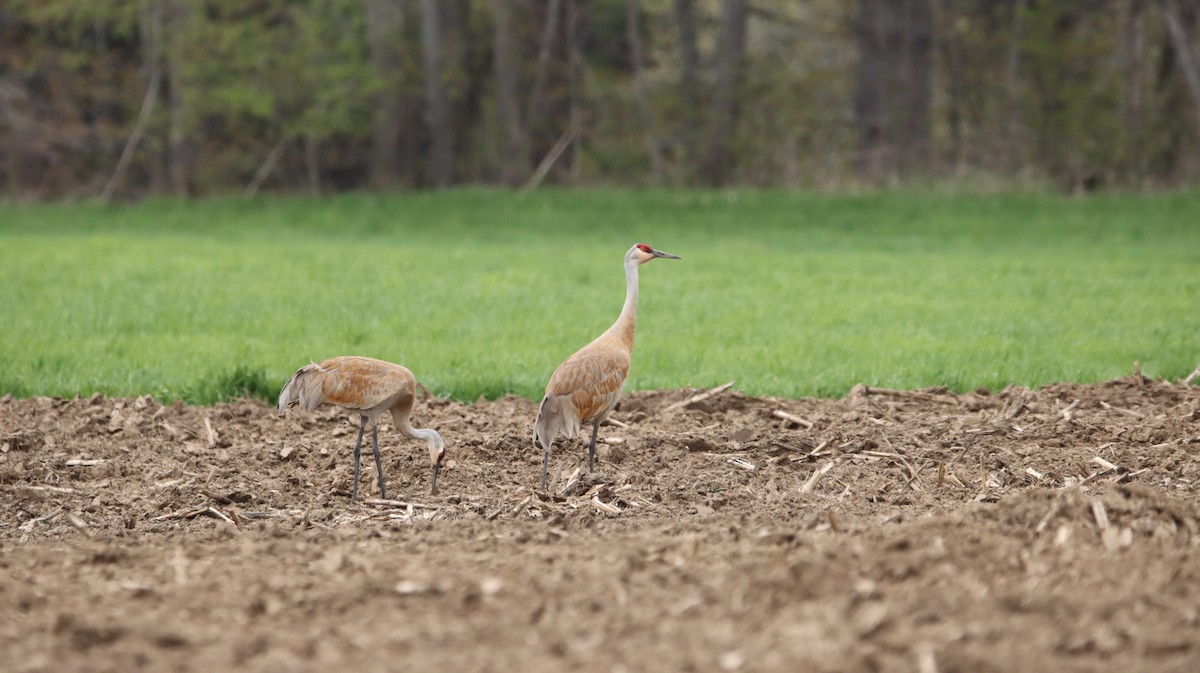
[606,257,639,352]
[397,417,445,462]
[397,419,440,445]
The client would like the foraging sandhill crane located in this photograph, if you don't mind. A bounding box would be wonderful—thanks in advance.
[533,243,681,491]
[278,356,446,501]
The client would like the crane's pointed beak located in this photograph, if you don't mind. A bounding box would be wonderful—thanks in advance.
[431,462,441,495]
[652,248,681,260]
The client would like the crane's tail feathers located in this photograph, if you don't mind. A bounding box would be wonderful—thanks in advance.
[533,394,580,449]
[277,363,328,414]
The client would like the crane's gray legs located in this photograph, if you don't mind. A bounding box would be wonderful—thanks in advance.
[540,441,552,493]
[351,415,368,502]
[540,422,600,494]
[588,421,600,473]
[370,425,386,500]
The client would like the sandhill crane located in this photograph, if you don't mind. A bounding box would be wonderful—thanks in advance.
[533,243,681,491]
[278,356,446,501]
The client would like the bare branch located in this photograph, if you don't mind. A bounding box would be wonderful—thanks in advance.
[100,1,163,203]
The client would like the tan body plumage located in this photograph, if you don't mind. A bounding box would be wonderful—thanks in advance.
[533,244,681,491]
[278,356,446,500]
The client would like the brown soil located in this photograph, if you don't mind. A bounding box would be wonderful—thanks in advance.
[3,376,1200,672]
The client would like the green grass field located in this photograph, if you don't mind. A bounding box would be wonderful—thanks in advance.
[1,189,1197,404]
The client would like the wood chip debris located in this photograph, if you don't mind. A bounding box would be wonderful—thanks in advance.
[591,495,622,515]
[663,381,735,413]
[862,450,923,490]
[151,504,241,527]
[801,461,835,493]
[1035,493,1068,533]
[772,409,814,428]
[1003,390,1031,419]
[1059,399,1082,421]
[361,498,443,510]
[1102,526,1134,551]
[161,421,197,441]
[11,484,78,494]
[726,457,756,471]
[1099,400,1145,419]
[394,580,441,596]
[65,512,91,536]
[826,509,841,533]
[204,417,218,447]
[65,459,105,467]
[19,509,63,532]
[1090,498,1110,530]
[1183,365,1200,387]
[558,467,583,496]
[859,385,957,403]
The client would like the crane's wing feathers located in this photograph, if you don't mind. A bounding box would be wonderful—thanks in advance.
[277,363,326,412]
[278,356,414,415]
[534,346,630,448]
[533,392,578,449]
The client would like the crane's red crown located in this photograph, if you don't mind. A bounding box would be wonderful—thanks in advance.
[636,243,653,253]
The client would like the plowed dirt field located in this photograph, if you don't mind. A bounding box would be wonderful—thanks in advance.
[3,376,1200,672]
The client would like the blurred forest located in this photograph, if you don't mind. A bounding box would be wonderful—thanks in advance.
[3,0,1200,200]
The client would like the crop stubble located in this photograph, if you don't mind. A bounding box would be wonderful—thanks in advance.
[2,376,1200,672]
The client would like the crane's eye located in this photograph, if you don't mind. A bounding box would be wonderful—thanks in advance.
[636,244,653,253]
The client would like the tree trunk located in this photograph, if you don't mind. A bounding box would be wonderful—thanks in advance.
[626,0,664,183]
[101,0,164,203]
[566,0,584,182]
[1159,0,1200,135]
[1004,0,1025,174]
[855,0,884,180]
[526,0,563,127]
[442,0,477,181]
[164,0,197,197]
[701,0,748,186]
[140,2,168,195]
[523,0,583,186]
[1120,0,1148,181]
[420,0,453,187]
[854,0,934,182]
[491,0,530,186]
[397,0,423,187]
[364,0,406,189]
[304,134,321,195]
[673,0,701,172]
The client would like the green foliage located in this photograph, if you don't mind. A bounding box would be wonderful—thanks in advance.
[8,0,141,46]
[185,0,371,137]
[1,190,1198,404]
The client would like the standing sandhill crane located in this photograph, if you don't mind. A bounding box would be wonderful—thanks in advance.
[278,356,446,501]
[533,243,681,491]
